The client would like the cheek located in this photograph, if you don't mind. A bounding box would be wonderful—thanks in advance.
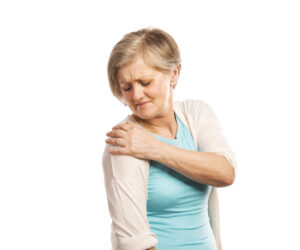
[149,86,165,99]
[153,79,169,93]
[121,90,130,99]
[156,81,170,97]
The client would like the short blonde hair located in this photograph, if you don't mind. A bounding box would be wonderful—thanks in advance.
[107,27,182,104]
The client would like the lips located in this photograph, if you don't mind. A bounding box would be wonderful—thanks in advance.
[136,101,150,107]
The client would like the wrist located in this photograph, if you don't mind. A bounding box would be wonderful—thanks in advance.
[149,138,168,162]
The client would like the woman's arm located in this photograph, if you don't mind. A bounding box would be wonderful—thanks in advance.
[106,123,234,187]
[105,101,236,187]
[102,144,158,249]
[151,141,234,187]
[147,247,157,250]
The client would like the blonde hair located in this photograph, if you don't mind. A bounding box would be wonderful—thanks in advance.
[107,27,182,104]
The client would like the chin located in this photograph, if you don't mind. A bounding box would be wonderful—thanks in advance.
[132,109,154,121]
[134,112,152,120]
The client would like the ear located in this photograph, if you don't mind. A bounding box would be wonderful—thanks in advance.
[170,65,180,87]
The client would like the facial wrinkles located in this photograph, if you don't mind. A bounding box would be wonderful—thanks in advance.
[117,57,173,113]
[119,60,154,84]
[122,72,152,84]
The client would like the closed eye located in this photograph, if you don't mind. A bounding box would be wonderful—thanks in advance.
[124,87,131,91]
[123,81,151,91]
[141,81,151,86]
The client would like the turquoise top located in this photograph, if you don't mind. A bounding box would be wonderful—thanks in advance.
[146,112,217,250]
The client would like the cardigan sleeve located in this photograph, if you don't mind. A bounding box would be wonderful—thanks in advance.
[194,100,238,177]
[102,144,158,250]
[191,100,237,250]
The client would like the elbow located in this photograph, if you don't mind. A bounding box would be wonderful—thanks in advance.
[214,175,234,187]
[225,172,235,186]
[215,156,235,187]
[220,166,235,187]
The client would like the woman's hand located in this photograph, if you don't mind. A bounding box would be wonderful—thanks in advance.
[105,121,159,160]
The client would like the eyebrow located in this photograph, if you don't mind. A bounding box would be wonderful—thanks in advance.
[119,76,153,84]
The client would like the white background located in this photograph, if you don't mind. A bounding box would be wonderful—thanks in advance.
[1,0,299,249]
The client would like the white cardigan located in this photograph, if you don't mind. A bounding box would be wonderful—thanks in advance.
[102,99,237,250]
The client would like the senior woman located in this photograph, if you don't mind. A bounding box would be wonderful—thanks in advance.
[102,27,237,250]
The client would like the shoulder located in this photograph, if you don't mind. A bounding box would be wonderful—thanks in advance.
[112,114,134,126]
[174,98,210,108]
[102,114,149,181]
[110,114,141,128]
[174,99,212,116]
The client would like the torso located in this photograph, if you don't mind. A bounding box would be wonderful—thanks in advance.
[146,112,217,250]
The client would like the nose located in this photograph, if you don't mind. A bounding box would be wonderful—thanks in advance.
[132,84,145,103]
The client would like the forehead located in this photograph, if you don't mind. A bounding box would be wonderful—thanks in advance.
[117,57,157,83]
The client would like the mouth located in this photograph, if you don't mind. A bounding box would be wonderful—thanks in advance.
[136,101,150,107]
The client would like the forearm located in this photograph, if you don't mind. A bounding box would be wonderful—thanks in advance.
[147,247,156,250]
[151,140,234,187]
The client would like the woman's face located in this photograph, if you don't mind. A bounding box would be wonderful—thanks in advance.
[117,56,178,121]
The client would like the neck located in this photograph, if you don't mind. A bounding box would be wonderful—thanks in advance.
[131,101,177,139]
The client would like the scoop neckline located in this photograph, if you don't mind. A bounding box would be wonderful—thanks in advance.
[130,111,180,141]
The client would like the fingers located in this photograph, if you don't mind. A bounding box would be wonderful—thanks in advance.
[106,121,138,156]
[106,129,126,138]
[105,137,126,147]
[108,146,126,155]
[106,122,133,147]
